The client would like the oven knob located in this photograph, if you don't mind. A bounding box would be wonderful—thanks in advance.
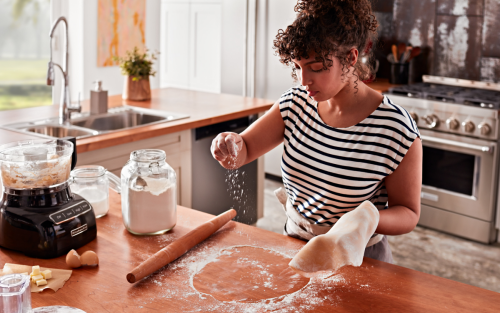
[462,120,475,133]
[446,117,460,130]
[478,122,491,135]
[422,114,440,128]
[410,111,418,123]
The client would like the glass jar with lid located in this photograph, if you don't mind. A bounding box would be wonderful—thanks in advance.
[121,149,177,235]
[70,165,121,218]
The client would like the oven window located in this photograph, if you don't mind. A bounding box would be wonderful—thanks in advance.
[422,146,475,196]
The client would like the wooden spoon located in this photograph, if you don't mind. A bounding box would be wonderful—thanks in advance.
[407,46,421,62]
[391,45,398,63]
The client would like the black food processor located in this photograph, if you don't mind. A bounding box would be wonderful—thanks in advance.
[0,139,96,259]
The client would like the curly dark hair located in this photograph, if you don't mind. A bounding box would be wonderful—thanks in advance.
[273,0,378,90]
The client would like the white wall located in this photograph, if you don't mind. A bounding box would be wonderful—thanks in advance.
[54,0,161,103]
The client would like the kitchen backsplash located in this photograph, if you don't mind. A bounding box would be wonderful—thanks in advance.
[371,0,500,83]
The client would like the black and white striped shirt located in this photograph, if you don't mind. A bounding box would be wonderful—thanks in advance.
[279,86,420,226]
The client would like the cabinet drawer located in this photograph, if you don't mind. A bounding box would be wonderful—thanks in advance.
[77,130,190,166]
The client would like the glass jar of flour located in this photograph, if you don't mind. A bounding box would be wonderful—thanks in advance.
[121,149,177,235]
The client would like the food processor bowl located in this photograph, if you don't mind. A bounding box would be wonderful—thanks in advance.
[0,139,74,189]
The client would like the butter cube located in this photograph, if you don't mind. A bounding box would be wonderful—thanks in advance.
[31,274,43,283]
[41,270,52,280]
[35,279,47,287]
[32,266,40,275]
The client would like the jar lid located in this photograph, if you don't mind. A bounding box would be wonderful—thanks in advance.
[130,149,166,163]
[71,165,106,179]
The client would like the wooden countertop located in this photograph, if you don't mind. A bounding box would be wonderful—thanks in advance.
[0,192,498,312]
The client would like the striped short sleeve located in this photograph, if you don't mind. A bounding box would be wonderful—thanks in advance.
[379,96,421,172]
[279,87,302,130]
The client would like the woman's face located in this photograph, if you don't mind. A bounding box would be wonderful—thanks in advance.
[293,51,355,102]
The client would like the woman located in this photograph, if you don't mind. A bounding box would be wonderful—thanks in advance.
[211,0,422,263]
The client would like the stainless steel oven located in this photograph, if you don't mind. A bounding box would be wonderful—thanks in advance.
[387,76,500,243]
[419,130,498,243]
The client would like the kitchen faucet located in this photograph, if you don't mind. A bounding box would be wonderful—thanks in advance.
[47,16,80,125]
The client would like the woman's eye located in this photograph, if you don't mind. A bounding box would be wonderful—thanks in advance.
[310,65,323,72]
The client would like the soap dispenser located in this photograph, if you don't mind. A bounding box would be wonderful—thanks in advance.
[90,80,108,114]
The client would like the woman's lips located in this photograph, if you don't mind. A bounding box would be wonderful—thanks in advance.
[308,91,318,97]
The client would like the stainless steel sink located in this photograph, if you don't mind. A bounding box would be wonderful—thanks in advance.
[19,125,98,138]
[70,107,185,131]
[3,106,189,139]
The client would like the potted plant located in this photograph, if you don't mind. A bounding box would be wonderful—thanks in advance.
[115,47,157,101]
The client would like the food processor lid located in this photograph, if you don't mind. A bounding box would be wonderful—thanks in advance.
[0,139,73,162]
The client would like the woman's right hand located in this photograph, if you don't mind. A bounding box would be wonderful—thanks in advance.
[211,132,245,169]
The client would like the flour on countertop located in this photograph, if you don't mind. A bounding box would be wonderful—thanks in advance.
[123,241,381,312]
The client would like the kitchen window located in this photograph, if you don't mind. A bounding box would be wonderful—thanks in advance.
[0,0,52,111]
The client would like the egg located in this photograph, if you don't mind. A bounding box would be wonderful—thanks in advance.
[80,250,99,266]
[66,249,81,268]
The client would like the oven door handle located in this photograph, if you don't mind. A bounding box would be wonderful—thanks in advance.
[420,135,494,153]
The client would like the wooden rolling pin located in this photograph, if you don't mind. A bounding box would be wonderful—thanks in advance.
[127,208,237,283]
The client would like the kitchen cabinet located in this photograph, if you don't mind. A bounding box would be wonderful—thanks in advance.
[77,130,192,208]
[160,0,221,93]
[159,2,190,90]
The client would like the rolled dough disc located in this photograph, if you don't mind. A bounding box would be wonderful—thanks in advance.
[192,246,310,302]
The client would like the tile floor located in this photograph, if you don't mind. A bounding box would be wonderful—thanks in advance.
[256,179,500,293]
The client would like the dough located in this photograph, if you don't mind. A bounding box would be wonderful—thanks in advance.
[192,246,310,302]
[289,201,379,276]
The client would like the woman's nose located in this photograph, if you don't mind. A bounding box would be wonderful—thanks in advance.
[300,71,311,86]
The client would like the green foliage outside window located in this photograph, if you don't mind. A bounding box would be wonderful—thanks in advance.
[0,0,51,111]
